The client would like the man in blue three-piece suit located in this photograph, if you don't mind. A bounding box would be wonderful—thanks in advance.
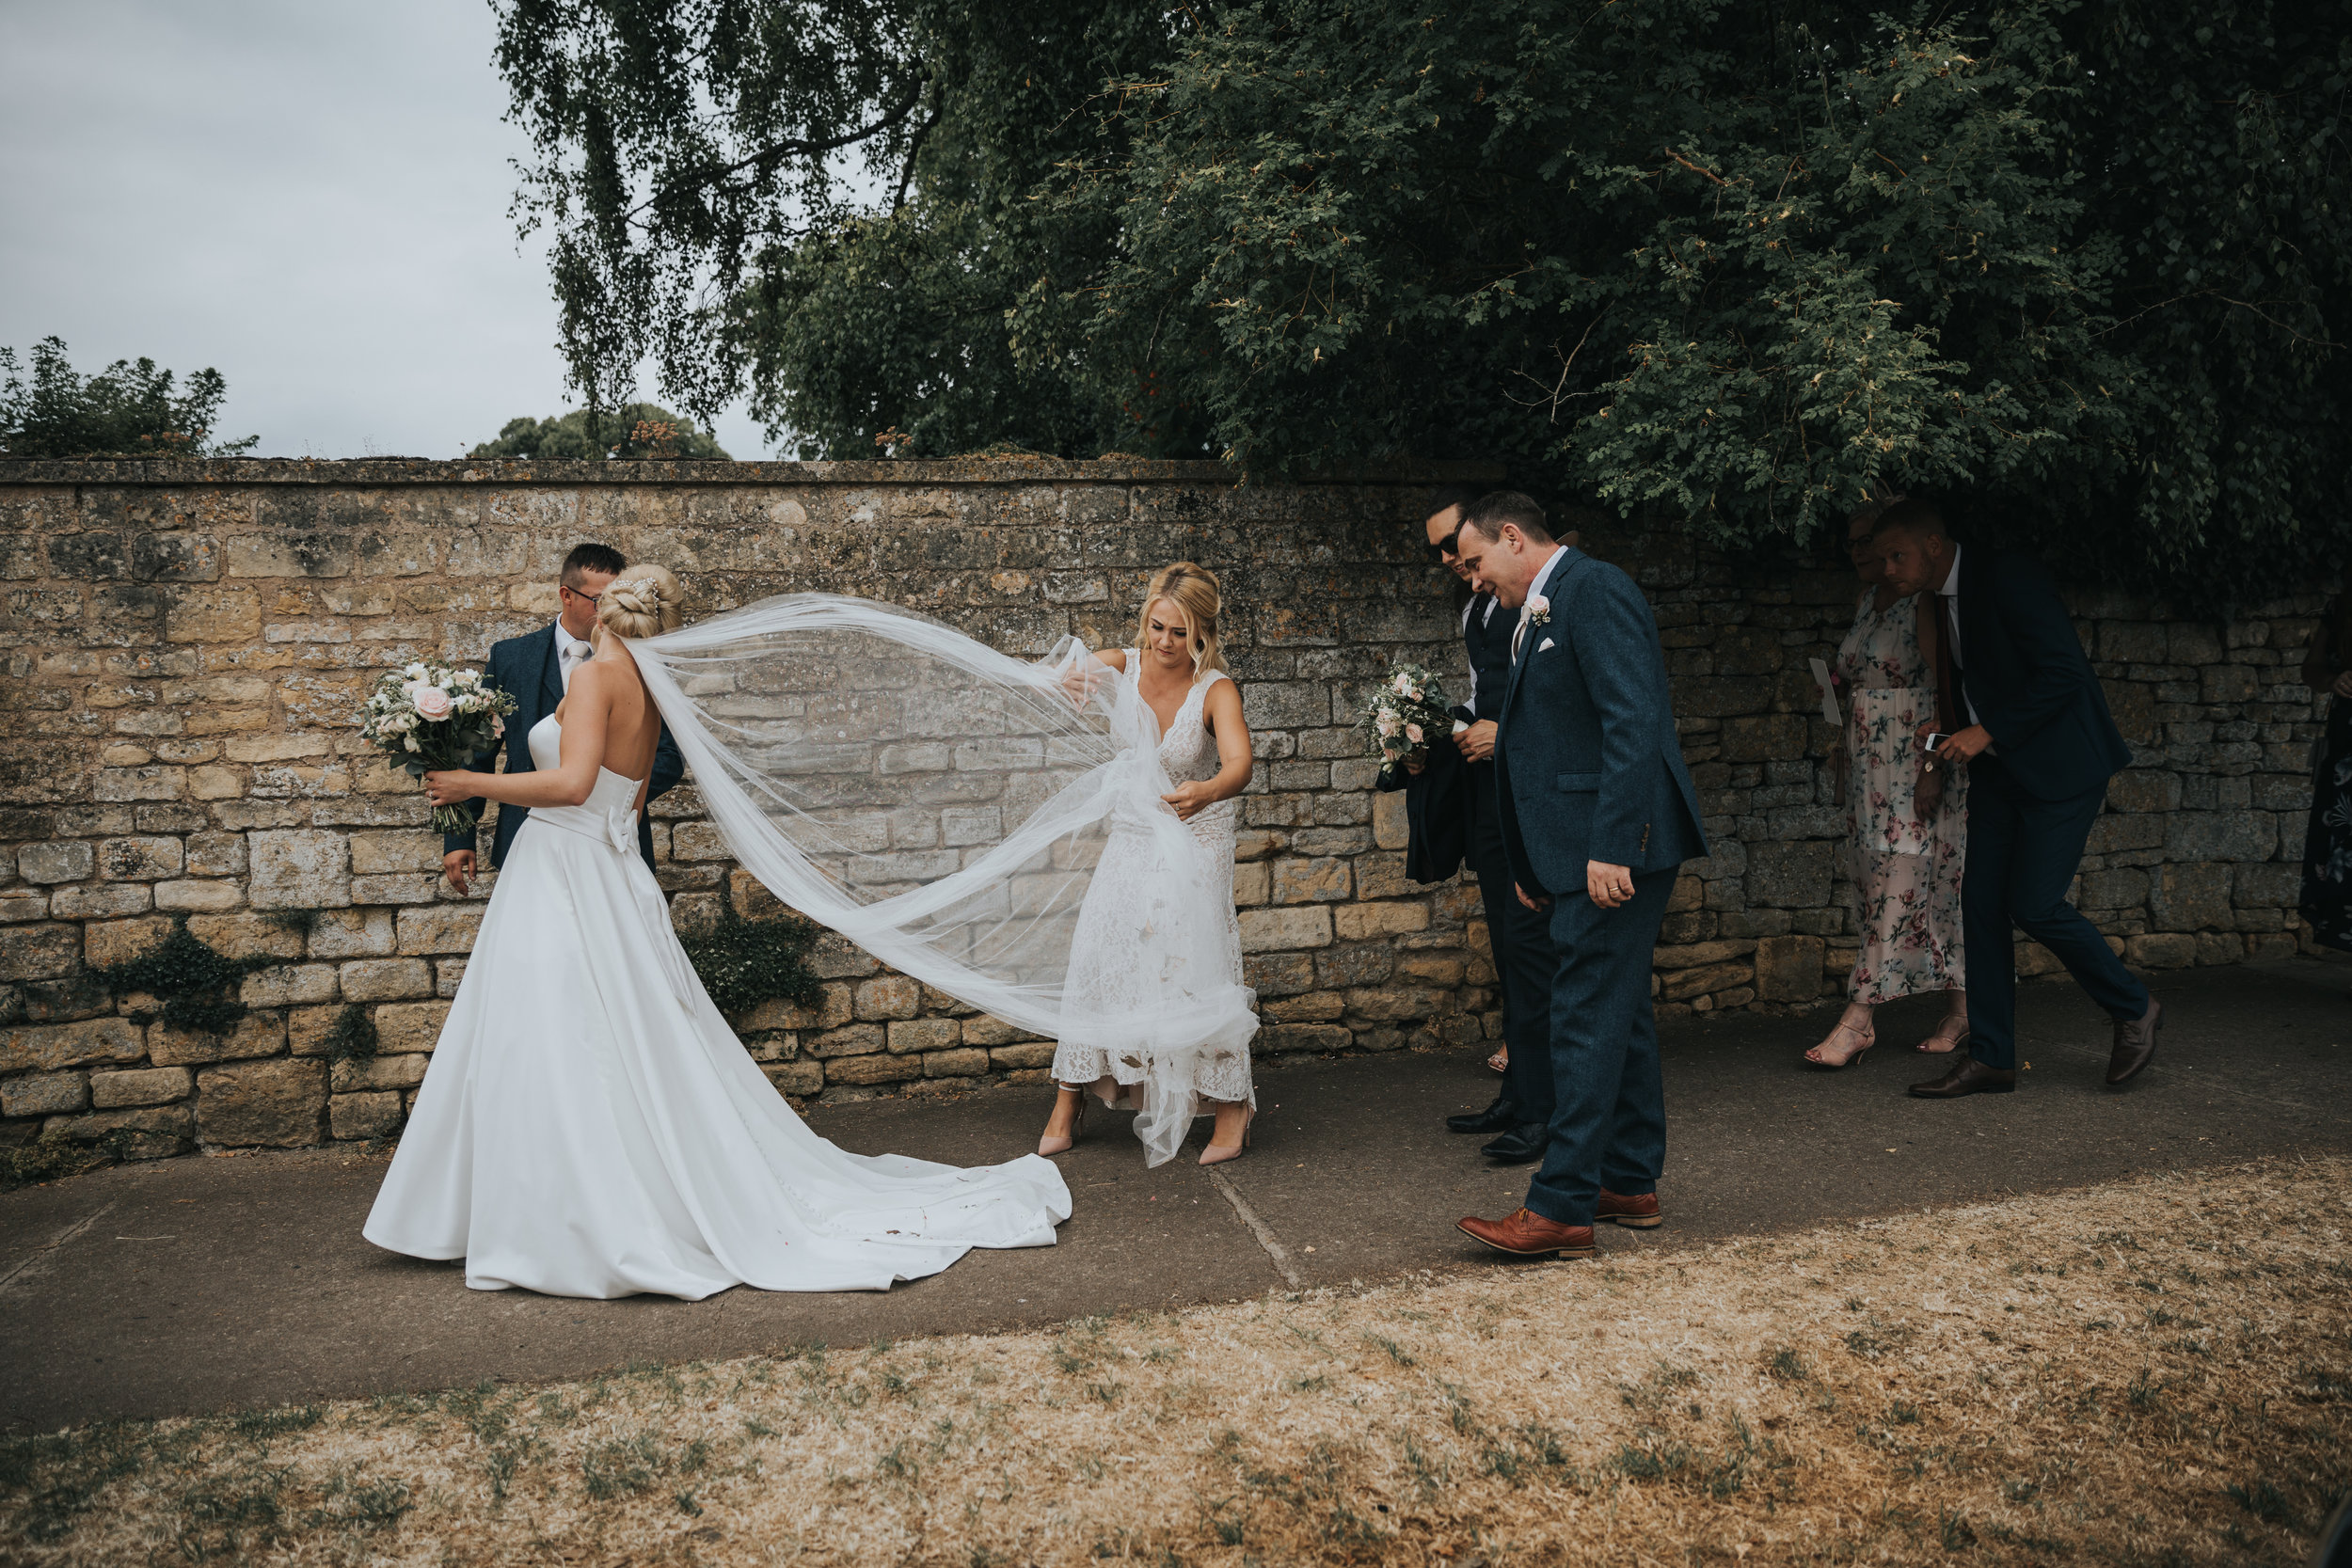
[438,543,685,894]
[1869,499,2162,1096]
[1448,493,1708,1260]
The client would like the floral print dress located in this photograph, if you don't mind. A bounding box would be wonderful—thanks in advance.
[1835,590,1965,1004]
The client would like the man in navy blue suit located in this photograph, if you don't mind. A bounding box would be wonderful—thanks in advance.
[1449,493,1708,1260]
[438,542,685,893]
[1383,485,1561,1163]
[1871,499,2162,1096]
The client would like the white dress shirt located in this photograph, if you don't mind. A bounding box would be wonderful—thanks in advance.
[554,621,593,691]
[1512,546,1567,660]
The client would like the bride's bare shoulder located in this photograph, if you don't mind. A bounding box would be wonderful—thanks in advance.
[1094,647,1130,673]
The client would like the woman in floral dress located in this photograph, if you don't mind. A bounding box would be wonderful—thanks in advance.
[1804,508,1969,1068]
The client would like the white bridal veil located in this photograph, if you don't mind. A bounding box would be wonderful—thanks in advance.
[628,594,1259,1164]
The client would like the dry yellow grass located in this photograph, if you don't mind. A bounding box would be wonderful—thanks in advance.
[4,1158,2347,1566]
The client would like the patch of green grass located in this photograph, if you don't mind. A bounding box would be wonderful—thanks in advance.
[2224,1478,2300,1528]
[581,1432,667,1500]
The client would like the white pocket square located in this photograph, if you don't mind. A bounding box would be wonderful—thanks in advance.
[1537,637,1555,652]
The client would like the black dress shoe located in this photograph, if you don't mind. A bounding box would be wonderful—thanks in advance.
[1909,1057,2017,1098]
[1447,1097,1521,1135]
[2106,999,2162,1085]
[1481,1123,1548,1164]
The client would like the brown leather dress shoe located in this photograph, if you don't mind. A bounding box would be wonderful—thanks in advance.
[2106,998,2163,1085]
[1457,1208,1596,1259]
[1909,1057,2017,1098]
[1596,1189,1661,1227]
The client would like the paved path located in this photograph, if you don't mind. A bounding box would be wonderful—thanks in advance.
[3,960,2345,1431]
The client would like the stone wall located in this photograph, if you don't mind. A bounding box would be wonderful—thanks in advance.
[0,459,2328,1160]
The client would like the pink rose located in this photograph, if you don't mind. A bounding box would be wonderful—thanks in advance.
[411,686,454,721]
[1405,722,1424,743]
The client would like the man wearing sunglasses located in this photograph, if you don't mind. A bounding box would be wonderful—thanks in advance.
[1389,485,1561,1164]
[438,542,685,895]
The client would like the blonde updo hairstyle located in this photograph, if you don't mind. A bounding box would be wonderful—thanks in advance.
[595,563,684,640]
[1132,562,1228,680]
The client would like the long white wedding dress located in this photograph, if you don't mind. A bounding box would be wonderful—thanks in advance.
[362,714,1072,1300]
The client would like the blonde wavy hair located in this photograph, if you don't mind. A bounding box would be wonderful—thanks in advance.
[595,563,684,640]
[1132,562,1228,679]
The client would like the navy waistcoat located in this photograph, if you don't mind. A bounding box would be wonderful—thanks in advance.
[1462,593,1514,722]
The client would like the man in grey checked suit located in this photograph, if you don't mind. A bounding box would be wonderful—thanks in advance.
[1448,492,1708,1260]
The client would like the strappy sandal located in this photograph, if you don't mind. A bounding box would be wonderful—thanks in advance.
[1804,1019,1875,1071]
[1486,1047,1509,1076]
[1916,1011,1971,1054]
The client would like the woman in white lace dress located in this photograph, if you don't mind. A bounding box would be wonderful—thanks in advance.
[1039,563,1259,1166]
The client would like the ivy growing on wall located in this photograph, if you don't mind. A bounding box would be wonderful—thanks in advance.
[677,906,823,1020]
[87,919,276,1034]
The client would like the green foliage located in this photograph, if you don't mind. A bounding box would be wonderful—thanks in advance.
[0,336,258,458]
[88,918,273,1034]
[675,904,822,1018]
[468,403,730,460]
[500,0,2352,602]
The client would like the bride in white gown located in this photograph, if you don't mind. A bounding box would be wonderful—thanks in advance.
[363,566,1070,1300]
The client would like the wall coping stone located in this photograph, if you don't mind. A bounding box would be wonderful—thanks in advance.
[0,457,1505,488]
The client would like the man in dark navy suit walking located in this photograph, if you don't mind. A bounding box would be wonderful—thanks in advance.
[439,542,685,893]
[1870,499,2163,1096]
[1449,493,1708,1261]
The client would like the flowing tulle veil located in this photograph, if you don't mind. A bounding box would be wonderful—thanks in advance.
[626,594,1259,1161]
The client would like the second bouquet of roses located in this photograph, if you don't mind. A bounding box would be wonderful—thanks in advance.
[358,662,518,833]
[1363,663,1454,784]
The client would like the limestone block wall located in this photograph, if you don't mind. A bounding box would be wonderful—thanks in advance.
[0,459,2328,1161]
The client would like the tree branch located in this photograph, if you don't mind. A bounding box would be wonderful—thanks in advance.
[630,74,927,222]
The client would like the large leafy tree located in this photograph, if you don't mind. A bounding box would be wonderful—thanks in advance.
[498,0,2350,598]
[0,337,259,458]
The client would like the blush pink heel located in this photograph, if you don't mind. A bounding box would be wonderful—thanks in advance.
[1037,1085,1087,1156]
[1198,1106,1254,1166]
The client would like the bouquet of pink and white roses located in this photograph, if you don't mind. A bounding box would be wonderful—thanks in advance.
[1363,663,1454,784]
[358,662,518,832]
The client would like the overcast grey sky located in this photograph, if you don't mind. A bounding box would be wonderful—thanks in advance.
[0,0,771,459]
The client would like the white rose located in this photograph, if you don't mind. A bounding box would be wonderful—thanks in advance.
[412,687,454,722]
[403,735,421,752]
[1376,710,1401,737]
[1527,594,1549,618]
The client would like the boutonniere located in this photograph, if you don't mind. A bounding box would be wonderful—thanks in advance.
[1526,594,1550,626]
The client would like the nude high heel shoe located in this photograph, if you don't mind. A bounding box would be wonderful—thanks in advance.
[1198,1107,1254,1166]
[1037,1086,1087,1156]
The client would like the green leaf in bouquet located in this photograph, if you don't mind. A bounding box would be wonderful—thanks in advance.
[404,761,426,777]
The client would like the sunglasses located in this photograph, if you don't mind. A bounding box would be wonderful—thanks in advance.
[560,584,602,603]
[1424,527,1462,563]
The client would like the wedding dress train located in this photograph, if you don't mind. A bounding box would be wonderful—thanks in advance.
[362,715,1071,1299]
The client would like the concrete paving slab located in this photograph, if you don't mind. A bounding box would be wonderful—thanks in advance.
[2,958,2344,1432]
